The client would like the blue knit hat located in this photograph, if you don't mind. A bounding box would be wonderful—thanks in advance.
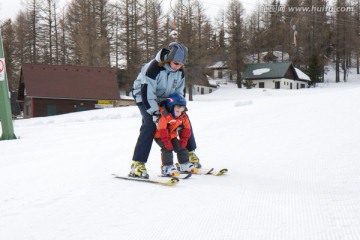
[168,42,188,63]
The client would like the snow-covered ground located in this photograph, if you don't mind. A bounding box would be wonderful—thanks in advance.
[1,68,360,240]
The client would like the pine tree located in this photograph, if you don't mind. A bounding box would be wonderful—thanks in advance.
[307,50,322,87]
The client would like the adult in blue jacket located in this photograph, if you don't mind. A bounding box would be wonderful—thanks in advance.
[130,42,201,178]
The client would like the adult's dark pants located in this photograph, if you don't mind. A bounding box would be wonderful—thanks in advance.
[132,103,197,163]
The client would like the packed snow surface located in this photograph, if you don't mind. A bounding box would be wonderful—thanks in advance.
[1,69,360,240]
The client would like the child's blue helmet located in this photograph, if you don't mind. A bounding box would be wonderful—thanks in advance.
[165,93,187,117]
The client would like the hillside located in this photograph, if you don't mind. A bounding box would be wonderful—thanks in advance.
[1,68,360,240]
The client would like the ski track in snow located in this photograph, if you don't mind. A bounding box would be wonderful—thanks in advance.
[1,71,360,239]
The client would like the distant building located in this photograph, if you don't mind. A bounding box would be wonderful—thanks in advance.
[185,69,218,95]
[243,62,310,89]
[191,84,217,95]
[207,61,235,84]
[17,64,120,118]
[207,61,228,79]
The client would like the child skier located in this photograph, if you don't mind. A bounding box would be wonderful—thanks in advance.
[154,93,199,177]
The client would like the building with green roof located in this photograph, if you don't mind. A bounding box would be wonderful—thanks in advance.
[243,62,310,89]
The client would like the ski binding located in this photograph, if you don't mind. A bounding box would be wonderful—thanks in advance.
[159,172,192,179]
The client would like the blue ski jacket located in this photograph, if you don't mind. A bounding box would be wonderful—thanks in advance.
[132,48,185,115]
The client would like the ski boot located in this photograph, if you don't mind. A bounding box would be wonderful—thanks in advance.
[177,161,199,174]
[161,165,180,177]
[129,161,149,179]
[189,151,202,168]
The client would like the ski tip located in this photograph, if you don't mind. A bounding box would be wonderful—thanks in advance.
[166,177,180,185]
[213,168,228,176]
[172,177,180,182]
[221,168,228,173]
[206,168,215,174]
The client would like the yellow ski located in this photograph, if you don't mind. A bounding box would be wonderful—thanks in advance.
[112,174,179,186]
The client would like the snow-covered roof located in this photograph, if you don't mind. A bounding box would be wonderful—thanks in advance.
[295,68,311,81]
[208,79,219,87]
[253,68,271,76]
[208,61,227,69]
[205,75,221,87]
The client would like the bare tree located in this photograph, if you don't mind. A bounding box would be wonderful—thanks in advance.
[354,0,360,74]
[174,0,210,100]
[209,9,227,68]
[58,7,69,65]
[332,0,353,82]
[225,0,246,88]
[40,0,61,64]
[142,0,165,61]
[247,4,269,64]
[66,0,112,66]
[115,0,145,93]
[26,0,43,63]
[1,20,19,90]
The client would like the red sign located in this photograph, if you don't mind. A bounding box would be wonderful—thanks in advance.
[0,58,5,81]
[0,59,4,71]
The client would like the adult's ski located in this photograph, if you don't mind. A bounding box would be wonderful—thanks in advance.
[112,174,179,186]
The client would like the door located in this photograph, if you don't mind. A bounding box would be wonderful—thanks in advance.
[47,105,57,116]
[275,82,280,89]
[77,106,88,112]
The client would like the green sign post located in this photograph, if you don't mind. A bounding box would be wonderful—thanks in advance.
[0,29,17,140]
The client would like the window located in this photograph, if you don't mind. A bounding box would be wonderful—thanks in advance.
[259,82,265,88]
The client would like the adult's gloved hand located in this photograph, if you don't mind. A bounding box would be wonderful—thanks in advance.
[152,112,160,128]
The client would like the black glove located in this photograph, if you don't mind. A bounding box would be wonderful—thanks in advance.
[152,112,160,128]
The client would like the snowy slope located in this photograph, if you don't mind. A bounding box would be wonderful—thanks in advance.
[1,70,360,240]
